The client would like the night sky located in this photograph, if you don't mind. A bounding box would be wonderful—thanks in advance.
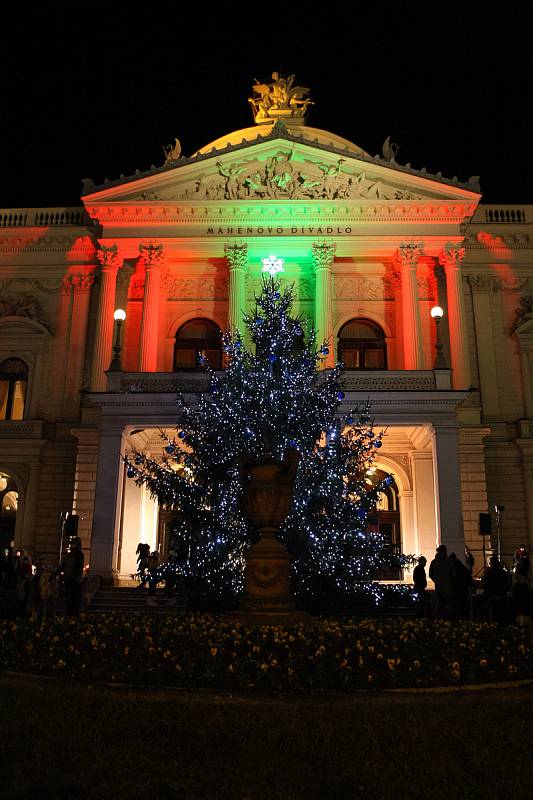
[2,7,532,208]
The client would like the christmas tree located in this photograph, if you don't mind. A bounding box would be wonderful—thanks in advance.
[126,276,405,611]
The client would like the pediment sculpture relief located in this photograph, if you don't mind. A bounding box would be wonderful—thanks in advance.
[165,152,425,202]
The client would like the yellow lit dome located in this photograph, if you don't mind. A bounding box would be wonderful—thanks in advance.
[193,123,369,158]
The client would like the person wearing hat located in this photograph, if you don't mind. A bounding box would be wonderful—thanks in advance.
[413,556,427,617]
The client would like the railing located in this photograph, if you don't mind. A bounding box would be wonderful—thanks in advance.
[107,370,445,394]
[0,207,92,228]
[482,206,527,224]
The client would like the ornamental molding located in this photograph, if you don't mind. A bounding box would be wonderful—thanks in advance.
[0,293,43,321]
[0,234,96,254]
[84,202,478,228]
[334,276,388,301]
[245,274,314,301]
[439,244,465,269]
[341,372,436,391]
[0,277,66,294]
[61,273,96,292]
[395,243,423,268]
[224,242,248,270]
[139,242,165,268]
[97,244,121,271]
[467,274,499,292]
[163,275,229,301]
[311,241,336,270]
[143,152,429,203]
[463,232,533,250]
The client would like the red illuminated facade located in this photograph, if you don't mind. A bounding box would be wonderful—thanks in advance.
[1,82,532,582]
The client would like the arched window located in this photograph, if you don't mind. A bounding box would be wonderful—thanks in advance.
[338,319,387,370]
[365,468,401,579]
[174,319,222,370]
[0,359,28,420]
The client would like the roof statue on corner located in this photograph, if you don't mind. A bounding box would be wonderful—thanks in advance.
[249,72,313,124]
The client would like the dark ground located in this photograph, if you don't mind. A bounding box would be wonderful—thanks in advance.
[1,672,532,800]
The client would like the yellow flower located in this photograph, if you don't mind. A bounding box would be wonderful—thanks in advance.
[509,664,518,674]
[228,664,235,673]
[261,663,269,671]
[368,645,375,653]
[287,667,294,676]
[480,658,487,668]
[175,663,182,672]
[451,669,460,680]
[57,659,65,668]
[340,659,348,668]
[377,653,383,660]
[413,660,421,669]
[163,650,171,659]
[210,647,217,656]
[387,659,396,670]
[124,646,129,656]
[368,674,374,683]
[252,645,261,653]
[271,659,278,667]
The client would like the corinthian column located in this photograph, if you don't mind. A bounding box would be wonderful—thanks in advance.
[90,245,121,391]
[139,244,164,372]
[396,243,424,370]
[312,242,335,368]
[441,245,471,389]
[225,242,248,337]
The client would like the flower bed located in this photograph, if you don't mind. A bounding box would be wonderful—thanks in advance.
[1,614,532,691]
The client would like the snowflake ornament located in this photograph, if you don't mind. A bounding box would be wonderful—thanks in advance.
[261,253,285,277]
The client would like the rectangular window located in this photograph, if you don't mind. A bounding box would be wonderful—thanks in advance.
[11,381,26,420]
[0,380,8,419]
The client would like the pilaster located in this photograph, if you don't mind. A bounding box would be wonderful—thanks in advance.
[225,242,248,338]
[431,422,465,556]
[90,423,126,580]
[441,245,471,389]
[396,244,424,370]
[90,245,121,391]
[62,274,95,417]
[312,241,335,368]
[468,275,499,418]
[138,244,164,372]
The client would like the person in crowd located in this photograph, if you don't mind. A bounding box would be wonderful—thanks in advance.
[512,573,531,625]
[464,545,475,576]
[136,542,151,589]
[16,555,32,615]
[482,555,512,624]
[27,558,44,617]
[513,545,530,581]
[38,563,56,617]
[413,556,427,617]
[449,552,472,619]
[429,544,455,619]
[51,537,84,615]
[147,550,159,598]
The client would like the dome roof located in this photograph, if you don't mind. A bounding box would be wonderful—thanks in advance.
[193,123,369,158]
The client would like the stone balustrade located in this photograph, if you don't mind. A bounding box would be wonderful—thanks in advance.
[106,369,448,394]
[0,207,93,228]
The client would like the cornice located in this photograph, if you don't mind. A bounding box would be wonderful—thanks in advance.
[85,200,477,228]
[0,232,97,255]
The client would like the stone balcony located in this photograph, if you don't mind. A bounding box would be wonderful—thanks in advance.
[106,369,452,394]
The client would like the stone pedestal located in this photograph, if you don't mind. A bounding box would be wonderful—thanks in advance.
[242,528,294,613]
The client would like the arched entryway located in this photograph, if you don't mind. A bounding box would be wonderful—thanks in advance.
[365,467,402,579]
[0,473,18,553]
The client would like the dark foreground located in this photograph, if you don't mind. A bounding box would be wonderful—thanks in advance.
[1,673,533,800]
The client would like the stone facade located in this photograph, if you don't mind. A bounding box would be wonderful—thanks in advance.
[1,91,532,581]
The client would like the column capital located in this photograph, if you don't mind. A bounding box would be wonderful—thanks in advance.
[97,244,121,271]
[440,244,465,270]
[311,241,335,271]
[395,242,423,268]
[61,273,96,293]
[224,242,248,271]
[139,243,165,269]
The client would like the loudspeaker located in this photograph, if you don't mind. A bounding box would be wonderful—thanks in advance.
[479,512,492,535]
[64,514,79,537]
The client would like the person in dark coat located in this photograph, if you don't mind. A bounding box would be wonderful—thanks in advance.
[482,555,511,624]
[464,545,475,576]
[513,545,530,581]
[413,556,427,617]
[52,537,84,615]
[449,552,472,619]
[429,544,455,619]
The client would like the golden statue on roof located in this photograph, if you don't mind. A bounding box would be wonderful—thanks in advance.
[249,72,313,124]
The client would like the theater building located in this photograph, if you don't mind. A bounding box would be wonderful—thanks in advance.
[1,75,532,581]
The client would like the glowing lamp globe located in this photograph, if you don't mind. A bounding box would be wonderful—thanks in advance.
[0,476,7,492]
[114,308,126,322]
[430,306,444,319]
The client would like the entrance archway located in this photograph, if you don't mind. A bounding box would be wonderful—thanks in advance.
[0,473,18,553]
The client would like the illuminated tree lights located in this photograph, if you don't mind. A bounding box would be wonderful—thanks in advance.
[126,278,407,611]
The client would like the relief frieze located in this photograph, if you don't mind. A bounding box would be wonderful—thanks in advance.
[159,151,426,203]
[163,276,229,300]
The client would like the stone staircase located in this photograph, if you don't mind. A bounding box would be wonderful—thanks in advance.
[85,586,187,616]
